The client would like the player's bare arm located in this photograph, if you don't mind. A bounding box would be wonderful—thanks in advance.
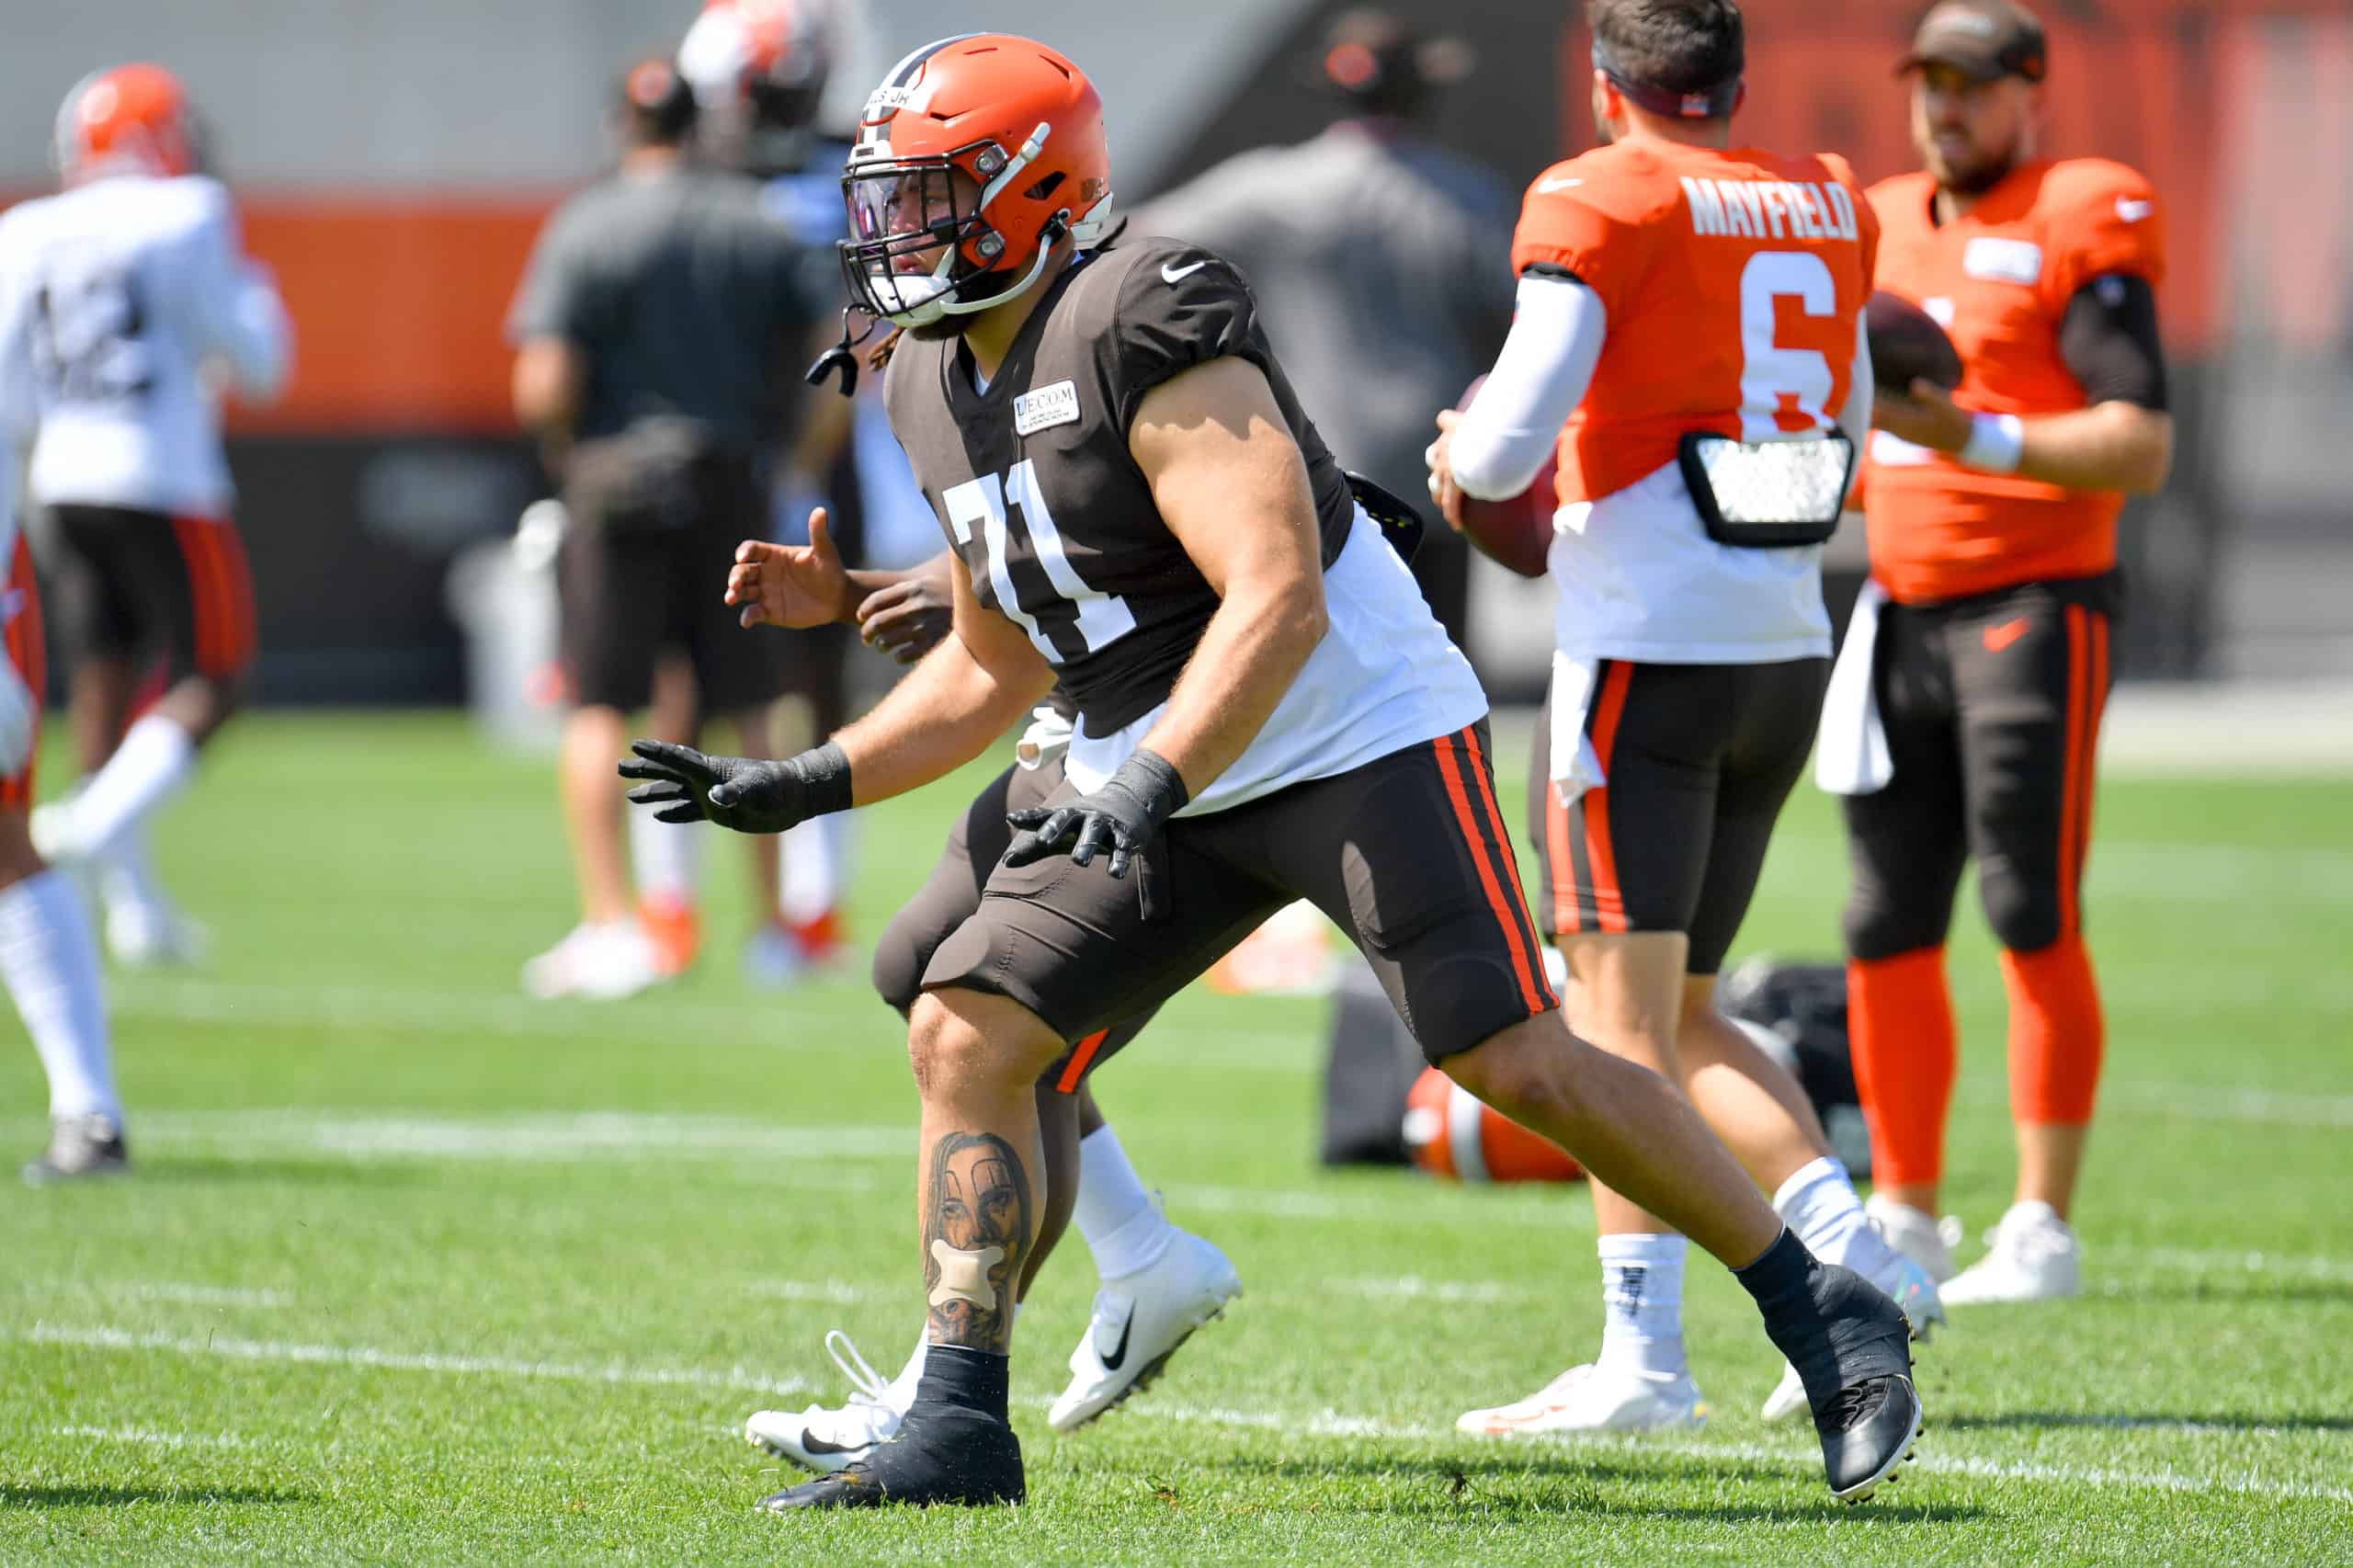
[1873,382,2172,494]
[629,551,1051,832]
[1003,356,1328,879]
[1120,356,1328,795]
[510,336,583,439]
[728,524,955,662]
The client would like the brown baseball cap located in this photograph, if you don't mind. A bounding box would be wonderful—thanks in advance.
[1898,1,2048,84]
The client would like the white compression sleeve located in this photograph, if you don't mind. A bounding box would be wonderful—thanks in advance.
[1448,272,1608,501]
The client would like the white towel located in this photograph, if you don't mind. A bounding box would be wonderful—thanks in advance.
[1814,579,1893,795]
[1548,650,1609,807]
[1015,705,1074,771]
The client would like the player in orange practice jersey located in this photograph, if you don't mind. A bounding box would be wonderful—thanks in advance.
[1824,0,2172,1302]
[1427,0,1938,1442]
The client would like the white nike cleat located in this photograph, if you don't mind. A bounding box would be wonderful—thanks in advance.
[1048,1231,1242,1431]
[1762,1247,1944,1421]
[1866,1195,1964,1283]
[105,901,211,968]
[520,921,662,1001]
[1457,1362,1711,1437]
[745,1330,910,1474]
[1940,1200,2081,1304]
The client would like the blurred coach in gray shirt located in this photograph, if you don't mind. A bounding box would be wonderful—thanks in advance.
[506,58,826,1000]
[1139,8,1518,645]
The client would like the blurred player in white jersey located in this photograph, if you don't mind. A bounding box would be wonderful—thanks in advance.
[0,227,127,1182]
[4,64,290,962]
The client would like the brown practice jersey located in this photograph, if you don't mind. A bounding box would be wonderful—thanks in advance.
[881,234,1358,734]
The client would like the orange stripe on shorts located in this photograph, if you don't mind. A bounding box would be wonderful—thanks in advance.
[1434,728,1547,1016]
[1582,662,1634,935]
[1055,1029,1110,1094]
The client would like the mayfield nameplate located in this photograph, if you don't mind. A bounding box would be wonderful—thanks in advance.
[1014,381,1081,437]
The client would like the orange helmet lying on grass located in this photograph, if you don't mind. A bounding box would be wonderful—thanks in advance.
[839,33,1117,328]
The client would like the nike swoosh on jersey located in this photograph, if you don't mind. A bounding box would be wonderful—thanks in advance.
[1096,1301,1136,1369]
[1161,260,1209,283]
[1537,177,1586,193]
[1984,617,2031,653]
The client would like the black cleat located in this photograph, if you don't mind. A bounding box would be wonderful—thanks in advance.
[760,1399,1024,1511]
[22,1115,129,1186]
[1821,1373,1923,1503]
[1756,1257,1923,1500]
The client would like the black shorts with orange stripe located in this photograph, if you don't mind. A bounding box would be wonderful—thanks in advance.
[870,752,1159,1092]
[2,531,47,812]
[921,720,1558,1069]
[1841,572,2118,960]
[1529,657,1827,976]
[45,504,258,686]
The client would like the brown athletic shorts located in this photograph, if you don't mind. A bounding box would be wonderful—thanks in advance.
[46,504,257,685]
[560,441,798,714]
[874,754,1158,1089]
[1528,657,1827,976]
[921,720,1558,1068]
[1842,572,2118,960]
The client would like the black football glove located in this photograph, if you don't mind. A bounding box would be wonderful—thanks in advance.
[618,739,853,835]
[1002,748,1188,880]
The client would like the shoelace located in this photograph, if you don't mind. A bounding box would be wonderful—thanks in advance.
[824,1329,893,1410]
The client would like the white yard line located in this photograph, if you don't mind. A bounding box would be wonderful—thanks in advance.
[135,1109,913,1165]
[18,1323,810,1398]
[743,1279,888,1305]
[52,1424,253,1450]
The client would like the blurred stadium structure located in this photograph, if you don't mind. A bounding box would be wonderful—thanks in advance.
[3,0,2347,701]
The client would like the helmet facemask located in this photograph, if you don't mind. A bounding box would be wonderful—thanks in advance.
[839,123,1111,330]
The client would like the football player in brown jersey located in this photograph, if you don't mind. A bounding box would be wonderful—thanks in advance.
[627,32,1920,1510]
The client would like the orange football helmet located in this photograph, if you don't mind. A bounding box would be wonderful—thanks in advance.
[839,34,1116,328]
[53,63,199,184]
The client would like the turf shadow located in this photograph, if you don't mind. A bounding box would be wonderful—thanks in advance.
[1,1484,310,1509]
[1198,1454,1984,1523]
[1944,1409,2353,1436]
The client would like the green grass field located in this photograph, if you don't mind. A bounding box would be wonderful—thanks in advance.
[5,711,2349,1564]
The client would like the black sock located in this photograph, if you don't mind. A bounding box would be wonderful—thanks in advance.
[912,1344,1011,1425]
[1733,1224,1817,1317]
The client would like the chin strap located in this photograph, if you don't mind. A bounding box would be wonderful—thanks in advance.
[807,304,882,397]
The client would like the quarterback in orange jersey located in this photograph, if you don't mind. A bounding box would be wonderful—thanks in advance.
[1428,0,1939,1445]
[1825,0,2173,1303]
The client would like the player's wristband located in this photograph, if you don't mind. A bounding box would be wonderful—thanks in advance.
[789,741,855,818]
[1958,413,2027,475]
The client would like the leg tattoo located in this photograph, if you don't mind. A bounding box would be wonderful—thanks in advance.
[923,1131,1031,1351]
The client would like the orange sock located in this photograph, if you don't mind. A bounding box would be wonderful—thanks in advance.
[2001,936,2104,1125]
[1847,949,1957,1188]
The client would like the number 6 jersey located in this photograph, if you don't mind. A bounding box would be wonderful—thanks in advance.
[0,173,290,518]
[1511,139,1878,664]
[882,233,1485,814]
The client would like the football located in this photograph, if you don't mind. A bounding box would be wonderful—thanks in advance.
[1402,1065,1584,1183]
[1448,376,1556,578]
[1866,290,1965,394]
